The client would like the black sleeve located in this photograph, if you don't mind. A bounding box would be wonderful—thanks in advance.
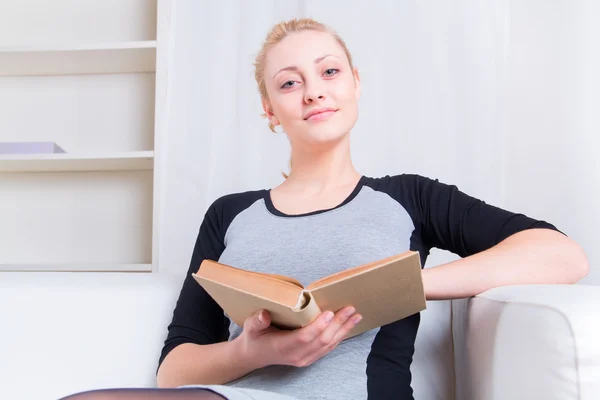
[157,201,230,372]
[413,175,563,256]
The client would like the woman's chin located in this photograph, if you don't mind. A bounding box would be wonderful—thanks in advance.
[302,133,349,148]
[307,123,351,139]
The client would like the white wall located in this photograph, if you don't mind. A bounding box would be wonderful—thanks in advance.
[501,0,600,285]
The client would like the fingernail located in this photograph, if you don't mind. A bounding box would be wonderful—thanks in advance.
[324,311,334,322]
[353,315,362,324]
[345,307,356,317]
[258,311,263,323]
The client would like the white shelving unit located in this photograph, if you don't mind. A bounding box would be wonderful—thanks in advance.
[0,0,170,273]
[0,263,152,273]
[0,41,157,76]
[0,151,154,172]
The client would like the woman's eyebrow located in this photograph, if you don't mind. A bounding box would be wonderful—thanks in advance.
[272,54,340,79]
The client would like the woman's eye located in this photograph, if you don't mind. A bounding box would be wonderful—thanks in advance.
[281,80,296,89]
[280,70,338,89]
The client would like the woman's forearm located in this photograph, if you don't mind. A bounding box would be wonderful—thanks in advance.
[422,228,589,300]
[157,339,257,388]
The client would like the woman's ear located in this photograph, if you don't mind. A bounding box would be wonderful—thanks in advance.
[261,98,272,117]
[353,67,361,100]
[262,98,279,127]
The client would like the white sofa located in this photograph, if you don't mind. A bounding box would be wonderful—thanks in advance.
[1,272,598,400]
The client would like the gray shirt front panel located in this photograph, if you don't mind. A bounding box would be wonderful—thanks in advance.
[218,185,415,399]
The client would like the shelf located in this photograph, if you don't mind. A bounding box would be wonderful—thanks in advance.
[0,263,152,272]
[0,151,154,172]
[0,41,157,76]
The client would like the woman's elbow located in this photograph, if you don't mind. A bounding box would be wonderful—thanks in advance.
[156,359,178,389]
[564,239,590,283]
[156,366,168,389]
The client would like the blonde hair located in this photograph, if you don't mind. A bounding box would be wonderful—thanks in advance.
[252,18,355,178]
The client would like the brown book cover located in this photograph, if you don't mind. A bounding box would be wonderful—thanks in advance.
[192,250,426,339]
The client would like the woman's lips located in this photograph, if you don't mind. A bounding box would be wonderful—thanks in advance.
[306,110,337,121]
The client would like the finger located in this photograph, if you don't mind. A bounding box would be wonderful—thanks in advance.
[309,306,356,351]
[330,312,362,344]
[243,309,272,335]
[306,306,356,355]
[294,310,335,345]
[304,313,362,365]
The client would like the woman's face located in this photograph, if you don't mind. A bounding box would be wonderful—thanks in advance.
[263,30,361,149]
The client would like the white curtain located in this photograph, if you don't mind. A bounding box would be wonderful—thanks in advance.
[158,0,598,284]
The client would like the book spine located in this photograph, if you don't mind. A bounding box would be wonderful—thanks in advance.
[292,291,322,327]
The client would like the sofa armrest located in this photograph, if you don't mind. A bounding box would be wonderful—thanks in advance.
[452,284,600,400]
[0,272,182,400]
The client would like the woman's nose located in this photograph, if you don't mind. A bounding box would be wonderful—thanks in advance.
[305,93,325,103]
[304,82,326,103]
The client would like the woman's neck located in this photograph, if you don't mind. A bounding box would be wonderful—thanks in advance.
[283,135,362,193]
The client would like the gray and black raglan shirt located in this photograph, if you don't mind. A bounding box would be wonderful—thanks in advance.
[158,174,560,399]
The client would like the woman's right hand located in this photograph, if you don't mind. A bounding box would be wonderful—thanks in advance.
[235,306,362,369]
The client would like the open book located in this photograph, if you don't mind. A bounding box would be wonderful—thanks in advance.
[192,250,426,338]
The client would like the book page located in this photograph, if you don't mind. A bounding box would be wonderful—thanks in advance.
[194,260,303,307]
[262,273,304,288]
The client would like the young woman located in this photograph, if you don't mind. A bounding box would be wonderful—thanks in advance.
[63,18,588,400]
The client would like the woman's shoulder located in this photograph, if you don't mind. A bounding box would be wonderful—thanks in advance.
[363,172,440,189]
[207,187,268,215]
[362,173,457,205]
